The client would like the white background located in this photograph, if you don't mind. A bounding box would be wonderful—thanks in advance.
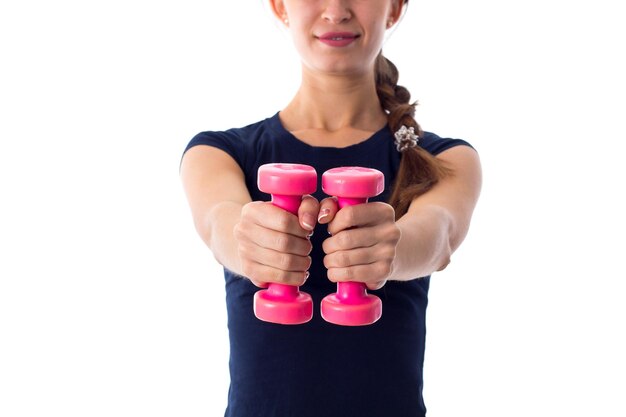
[1,1,624,416]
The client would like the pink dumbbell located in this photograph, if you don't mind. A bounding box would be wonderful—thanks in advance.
[321,167,385,326]
[254,163,317,325]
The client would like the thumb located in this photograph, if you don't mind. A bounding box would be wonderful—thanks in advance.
[298,194,320,233]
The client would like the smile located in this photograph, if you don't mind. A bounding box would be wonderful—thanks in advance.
[317,32,359,47]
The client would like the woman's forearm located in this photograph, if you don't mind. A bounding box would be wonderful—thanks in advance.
[390,205,454,281]
[198,201,244,276]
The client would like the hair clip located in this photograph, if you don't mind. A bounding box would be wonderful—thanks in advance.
[394,125,419,152]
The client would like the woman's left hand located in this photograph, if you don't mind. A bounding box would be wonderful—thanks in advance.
[319,198,401,290]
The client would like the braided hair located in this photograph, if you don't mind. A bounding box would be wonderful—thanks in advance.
[375,51,451,219]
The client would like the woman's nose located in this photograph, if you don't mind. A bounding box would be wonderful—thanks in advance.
[321,0,352,24]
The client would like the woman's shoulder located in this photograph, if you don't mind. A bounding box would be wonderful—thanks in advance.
[181,113,285,172]
[187,114,279,148]
[182,113,284,164]
[419,131,475,156]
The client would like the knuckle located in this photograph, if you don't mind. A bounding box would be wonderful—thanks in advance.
[266,270,281,284]
[277,253,294,270]
[241,201,259,219]
[340,267,354,281]
[336,231,352,248]
[325,267,337,282]
[389,224,401,240]
[379,224,400,246]
[301,195,319,210]
[278,253,308,272]
[263,267,283,283]
[376,202,394,217]
[383,202,396,217]
[239,204,251,218]
[382,245,396,262]
[237,244,251,260]
[382,262,393,278]
[373,262,391,280]
[276,213,291,231]
[233,223,244,239]
[387,222,401,238]
[274,270,300,286]
[339,251,351,267]
[273,234,289,251]
[327,268,340,282]
[321,238,332,254]
[293,271,309,286]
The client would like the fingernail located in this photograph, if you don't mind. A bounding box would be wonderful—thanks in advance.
[317,208,331,222]
[302,213,316,231]
[303,271,310,282]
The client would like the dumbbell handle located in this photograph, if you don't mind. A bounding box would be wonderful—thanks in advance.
[267,194,303,300]
[334,195,372,301]
[272,194,301,216]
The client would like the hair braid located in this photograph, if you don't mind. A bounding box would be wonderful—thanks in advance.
[375,52,451,219]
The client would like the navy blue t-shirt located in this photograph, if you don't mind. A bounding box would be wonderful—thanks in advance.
[184,112,472,417]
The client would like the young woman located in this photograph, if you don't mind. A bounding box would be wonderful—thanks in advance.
[180,1,482,415]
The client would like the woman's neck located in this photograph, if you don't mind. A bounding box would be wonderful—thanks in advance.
[280,69,388,146]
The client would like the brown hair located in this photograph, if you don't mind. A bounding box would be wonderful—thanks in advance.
[375,52,451,219]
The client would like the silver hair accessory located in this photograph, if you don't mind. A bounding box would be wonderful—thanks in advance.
[394,125,419,152]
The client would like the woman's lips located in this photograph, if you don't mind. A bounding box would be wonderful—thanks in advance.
[317,32,359,47]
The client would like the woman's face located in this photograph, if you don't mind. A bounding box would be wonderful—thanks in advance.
[271,0,402,77]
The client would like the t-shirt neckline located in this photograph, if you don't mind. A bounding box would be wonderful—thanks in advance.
[268,111,392,159]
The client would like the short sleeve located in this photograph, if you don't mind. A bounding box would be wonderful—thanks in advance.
[419,131,474,156]
[182,130,246,169]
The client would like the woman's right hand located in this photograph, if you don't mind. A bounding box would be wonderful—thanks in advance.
[233,195,319,288]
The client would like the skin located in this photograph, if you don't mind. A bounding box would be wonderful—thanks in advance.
[180,0,482,290]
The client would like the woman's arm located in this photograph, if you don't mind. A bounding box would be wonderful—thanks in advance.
[180,146,251,275]
[392,145,482,280]
[321,145,482,287]
[180,146,317,287]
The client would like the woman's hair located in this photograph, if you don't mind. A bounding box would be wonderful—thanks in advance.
[375,52,451,219]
